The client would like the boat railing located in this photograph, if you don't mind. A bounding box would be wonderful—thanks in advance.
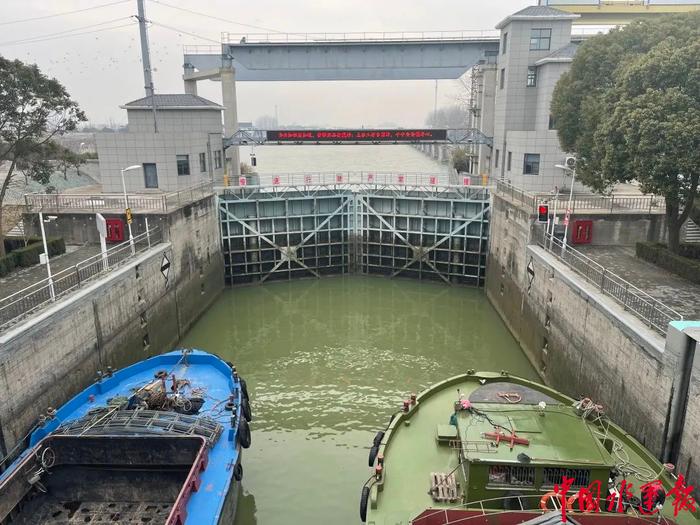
[409,493,677,525]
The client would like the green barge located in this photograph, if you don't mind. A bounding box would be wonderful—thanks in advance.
[361,371,698,525]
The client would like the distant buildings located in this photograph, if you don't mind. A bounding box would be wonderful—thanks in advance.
[95,94,225,192]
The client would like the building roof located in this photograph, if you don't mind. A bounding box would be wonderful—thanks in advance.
[496,5,580,29]
[535,42,579,65]
[121,94,224,110]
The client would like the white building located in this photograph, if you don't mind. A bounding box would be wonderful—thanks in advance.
[96,94,226,193]
[471,6,588,192]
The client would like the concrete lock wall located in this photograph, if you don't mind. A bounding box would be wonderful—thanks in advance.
[486,193,698,486]
[665,322,700,496]
[0,195,223,458]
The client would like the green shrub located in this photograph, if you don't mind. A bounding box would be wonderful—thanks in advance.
[0,253,18,277]
[12,243,43,267]
[4,237,41,253]
[46,237,65,257]
[6,237,66,268]
[636,242,700,285]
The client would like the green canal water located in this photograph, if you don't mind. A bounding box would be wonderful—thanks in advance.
[180,276,538,524]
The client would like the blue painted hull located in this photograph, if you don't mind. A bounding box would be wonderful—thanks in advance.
[0,349,250,525]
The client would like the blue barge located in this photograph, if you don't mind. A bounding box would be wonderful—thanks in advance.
[0,349,251,525]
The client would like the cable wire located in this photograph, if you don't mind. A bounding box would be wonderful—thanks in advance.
[0,0,130,26]
[149,0,284,34]
[148,20,221,44]
[0,21,137,47]
[0,17,133,47]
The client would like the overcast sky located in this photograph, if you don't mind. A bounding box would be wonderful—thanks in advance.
[0,0,533,127]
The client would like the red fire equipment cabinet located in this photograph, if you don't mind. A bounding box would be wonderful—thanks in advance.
[105,218,125,243]
[572,220,593,245]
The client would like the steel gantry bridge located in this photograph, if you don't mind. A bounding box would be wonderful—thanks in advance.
[217,174,490,286]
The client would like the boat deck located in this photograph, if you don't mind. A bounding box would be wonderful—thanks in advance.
[16,497,174,524]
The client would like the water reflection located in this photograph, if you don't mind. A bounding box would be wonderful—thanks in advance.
[235,489,257,525]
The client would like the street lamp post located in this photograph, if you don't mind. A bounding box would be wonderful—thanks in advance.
[555,163,577,254]
[38,212,56,301]
[120,165,142,255]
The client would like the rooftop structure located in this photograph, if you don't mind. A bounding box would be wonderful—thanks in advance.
[121,93,225,110]
[538,0,700,24]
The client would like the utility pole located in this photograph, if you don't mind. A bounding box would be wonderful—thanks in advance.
[136,0,158,132]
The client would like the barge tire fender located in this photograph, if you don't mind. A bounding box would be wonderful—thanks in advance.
[368,445,379,467]
[360,486,369,522]
[241,397,253,422]
[233,462,243,482]
[239,418,252,449]
[373,431,384,447]
[239,378,250,402]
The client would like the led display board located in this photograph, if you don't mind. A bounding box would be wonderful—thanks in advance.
[265,129,448,143]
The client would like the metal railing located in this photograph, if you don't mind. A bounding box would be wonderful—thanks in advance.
[24,182,214,214]
[410,492,676,525]
[220,30,501,44]
[496,181,665,214]
[223,171,477,189]
[536,229,682,335]
[0,228,163,331]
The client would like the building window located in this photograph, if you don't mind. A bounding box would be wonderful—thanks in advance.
[500,68,506,89]
[507,151,512,171]
[527,66,537,87]
[502,32,508,55]
[214,150,222,169]
[523,153,541,175]
[548,114,557,130]
[199,152,206,173]
[495,149,500,168]
[530,28,552,51]
[143,163,158,188]
[176,154,190,176]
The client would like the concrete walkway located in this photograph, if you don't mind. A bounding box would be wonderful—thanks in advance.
[577,245,700,321]
[0,244,102,299]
